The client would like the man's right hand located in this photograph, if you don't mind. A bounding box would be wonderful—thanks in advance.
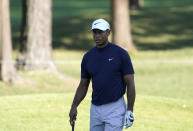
[69,106,77,126]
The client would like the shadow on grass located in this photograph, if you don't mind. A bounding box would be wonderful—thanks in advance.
[52,5,193,51]
[10,0,110,51]
[131,5,193,50]
[52,17,95,50]
[11,0,193,51]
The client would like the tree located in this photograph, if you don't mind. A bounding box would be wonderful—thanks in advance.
[111,0,135,51]
[0,0,25,83]
[17,0,75,83]
[0,0,18,83]
[19,0,57,71]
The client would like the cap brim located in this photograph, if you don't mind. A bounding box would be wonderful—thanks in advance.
[91,27,107,31]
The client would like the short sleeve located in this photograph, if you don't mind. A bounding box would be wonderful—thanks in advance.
[81,55,91,79]
[121,51,134,75]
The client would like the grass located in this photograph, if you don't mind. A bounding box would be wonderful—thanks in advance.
[5,48,193,100]
[0,93,193,131]
[134,62,193,99]
[10,0,193,50]
[1,48,193,130]
[1,0,193,130]
[0,94,67,130]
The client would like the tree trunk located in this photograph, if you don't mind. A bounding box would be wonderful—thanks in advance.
[111,0,135,51]
[0,0,18,83]
[24,0,57,71]
[0,0,37,85]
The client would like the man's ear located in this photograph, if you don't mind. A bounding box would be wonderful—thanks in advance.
[106,29,111,36]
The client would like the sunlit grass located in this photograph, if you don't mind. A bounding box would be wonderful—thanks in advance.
[135,62,193,99]
[0,93,193,130]
[135,34,192,44]
[132,48,193,60]
[7,48,193,101]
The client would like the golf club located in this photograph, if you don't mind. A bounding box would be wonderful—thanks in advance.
[72,121,75,131]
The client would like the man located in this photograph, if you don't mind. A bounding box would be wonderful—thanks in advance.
[69,18,135,131]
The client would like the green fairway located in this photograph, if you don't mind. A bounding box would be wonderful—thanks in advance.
[1,0,192,130]
[0,93,193,131]
[3,48,193,101]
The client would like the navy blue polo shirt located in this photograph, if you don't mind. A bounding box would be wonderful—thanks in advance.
[81,43,134,105]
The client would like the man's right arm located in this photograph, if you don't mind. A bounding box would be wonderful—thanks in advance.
[69,78,90,125]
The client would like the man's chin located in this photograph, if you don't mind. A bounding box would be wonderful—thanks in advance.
[96,43,105,47]
[95,41,101,44]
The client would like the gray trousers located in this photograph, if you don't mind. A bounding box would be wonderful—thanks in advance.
[90,97,126,131]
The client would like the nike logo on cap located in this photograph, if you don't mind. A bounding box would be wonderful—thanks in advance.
[94,22,101,25]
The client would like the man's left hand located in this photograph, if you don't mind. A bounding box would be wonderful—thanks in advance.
[124,110,134,128]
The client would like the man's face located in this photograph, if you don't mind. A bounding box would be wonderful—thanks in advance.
[92,29,110,47]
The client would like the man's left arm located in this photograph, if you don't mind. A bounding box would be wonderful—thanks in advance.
[124,74,136,111]
[123,74,135,128]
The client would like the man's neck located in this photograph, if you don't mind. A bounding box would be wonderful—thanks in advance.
[97,41,109,48]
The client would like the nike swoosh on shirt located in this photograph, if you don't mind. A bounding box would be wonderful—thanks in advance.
[108,58,114,62]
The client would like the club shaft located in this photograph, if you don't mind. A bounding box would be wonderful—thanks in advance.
[72,123,75,131]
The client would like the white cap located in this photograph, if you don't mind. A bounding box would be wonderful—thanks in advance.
[91,18,110,31]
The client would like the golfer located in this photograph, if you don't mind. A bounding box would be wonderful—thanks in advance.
[69,18,136,131]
